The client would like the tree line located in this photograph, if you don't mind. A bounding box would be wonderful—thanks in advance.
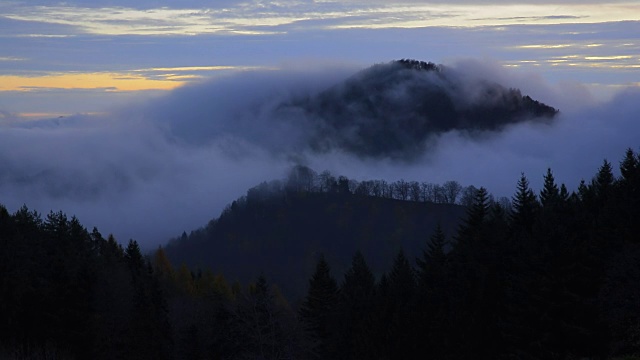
[252,164,494,207]
[2,147,640,359]
[297,148,640,359]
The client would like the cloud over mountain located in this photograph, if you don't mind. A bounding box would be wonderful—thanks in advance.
[0,59,638,247]
[151,60,557,159]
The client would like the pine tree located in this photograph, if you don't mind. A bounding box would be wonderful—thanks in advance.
[340,252,376,305]
[384,250,417,359]
[416,224,448,296]
[415,224,449,357]
[299,256,338,359]
[336,252,376,359]
[540,168,560,208]
[152,246,174,281]
[124,239,144,274]
[416,223,447,278]
[620,148,638,183]
[593,159,615,198]
[559,183,570,202]
[510,173,539,233]
[455,186,491,251]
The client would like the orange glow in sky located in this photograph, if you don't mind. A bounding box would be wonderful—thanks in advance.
[0,72,185,92]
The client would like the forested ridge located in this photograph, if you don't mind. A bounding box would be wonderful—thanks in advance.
[164,168,469,298]
[285,59,558,159]
[2,148,640,359]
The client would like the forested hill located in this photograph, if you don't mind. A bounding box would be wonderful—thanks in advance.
[283,59,558,158]
[164,169,467,298]
[4,148,640,359]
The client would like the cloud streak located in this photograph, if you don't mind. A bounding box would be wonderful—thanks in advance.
[2,2,639,36]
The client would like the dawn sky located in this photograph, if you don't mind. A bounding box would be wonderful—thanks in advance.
[1,0,638,117]
[1,1,640,246]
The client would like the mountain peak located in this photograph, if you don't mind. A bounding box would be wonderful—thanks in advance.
[287,59,558,159]
[395,59,441,72]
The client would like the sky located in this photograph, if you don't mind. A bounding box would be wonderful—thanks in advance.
[1,0,639,248]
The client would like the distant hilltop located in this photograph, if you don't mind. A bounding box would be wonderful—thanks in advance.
[283,59,558,159]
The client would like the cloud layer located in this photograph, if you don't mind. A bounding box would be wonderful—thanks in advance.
[1,59,639,248]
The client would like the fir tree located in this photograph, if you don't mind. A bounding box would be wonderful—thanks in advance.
[416,223,447,287]
[593,159,615,198]
[620,148,638,183]
[299,256,338,359]
[384,250,417,359]
[336,252,376,359]
[510,173,539,233]
[124,239,144,274]
[540,168,560,208]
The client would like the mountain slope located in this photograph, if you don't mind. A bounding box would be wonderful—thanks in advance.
[164,183,466,299]
[282,59,558,158]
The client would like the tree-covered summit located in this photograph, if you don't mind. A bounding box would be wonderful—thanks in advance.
[286,59,558,159]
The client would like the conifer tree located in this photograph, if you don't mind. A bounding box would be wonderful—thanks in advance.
[152,246,174,281]
[540,168,560,208]
[384,250,417,359]
[334,252,377,359]
[124,239,144,275]
[468,187,490,226]
[415,224,449,357]
[593,159,615,198]
[340,252,375,305]
[559,183,570,202]
[510,173,539,233]
[416,224,448,298]
[455,186,490,251]
[299,256,338,359]
[620,148,638,183]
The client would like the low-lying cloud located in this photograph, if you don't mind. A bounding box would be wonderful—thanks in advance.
[1,59,638,248]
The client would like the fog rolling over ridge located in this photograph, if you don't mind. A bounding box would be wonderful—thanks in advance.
[287,60,557,159]
[153,59,557,159]
[1,59,639,248]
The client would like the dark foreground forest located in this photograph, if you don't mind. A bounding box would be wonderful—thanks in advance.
[2,148,640,359]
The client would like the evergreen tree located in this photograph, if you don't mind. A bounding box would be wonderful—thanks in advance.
[415,224,449,358]
[382,250,417,359]
[619,148,638,183]
[454,186,491,254]
[510,173,539,233]
[617,148,640,243]
[335,252,376,359]
[152,246,174,281]
[540,168,560,208]
[559,183,570,202]
[594,159,615,194]
[299,256,338,359]
[124,239,144,275]
[465,186,490,228]
[417,223,447,275]
[416,224,448,306]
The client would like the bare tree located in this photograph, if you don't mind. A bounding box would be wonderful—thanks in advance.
[459,185,478,207]
[286,165,317,193]
[318,171,335,193]
[371,180,383,197]
[409,181,421,202]
[442,180,463,204]
[348,179,360,194]
[381,180,393,199]
[393,179,410,201]
[433,184,445,203]
[420,182,434,202]
[355,180,374,196]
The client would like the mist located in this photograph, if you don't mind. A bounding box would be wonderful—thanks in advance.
[1,59,638,249]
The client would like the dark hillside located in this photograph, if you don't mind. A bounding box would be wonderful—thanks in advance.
[165,186,465,298]
[284,59,558,158]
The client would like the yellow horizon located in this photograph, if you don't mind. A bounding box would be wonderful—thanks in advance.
[0,72,185,92]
